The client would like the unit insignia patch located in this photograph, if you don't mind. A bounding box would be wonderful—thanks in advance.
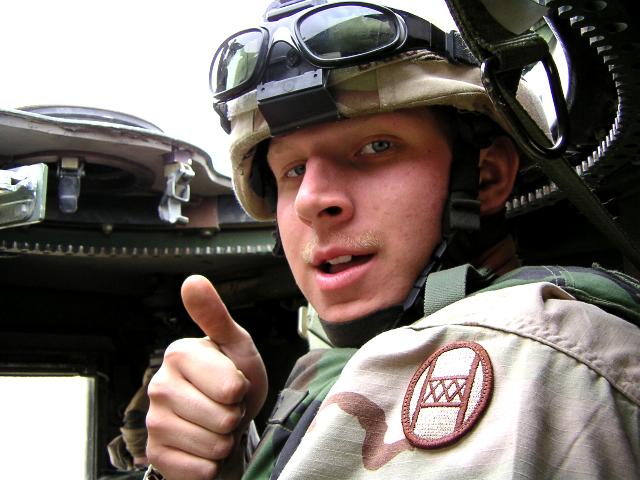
[401,341,493,448]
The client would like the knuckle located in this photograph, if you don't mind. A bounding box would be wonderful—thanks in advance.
[217,408,242,433]
[145,450,161,468]
[146,376,172,403]
[162,462,217,480]
[144,410,162,433]
[163,338,195,360]
[235,324,251,341]
[192,462,219,480]
[211,434,235,459]
[218,373,246,403]
[144,444,167,471]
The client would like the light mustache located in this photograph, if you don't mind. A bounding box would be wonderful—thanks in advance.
[302,231,384,264]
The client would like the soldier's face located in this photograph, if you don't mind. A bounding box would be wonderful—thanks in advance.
[267,108,452,323]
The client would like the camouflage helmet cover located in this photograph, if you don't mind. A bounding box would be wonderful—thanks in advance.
[222,3,549,220]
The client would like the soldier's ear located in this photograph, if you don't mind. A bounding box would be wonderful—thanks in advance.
[477,135,519,215]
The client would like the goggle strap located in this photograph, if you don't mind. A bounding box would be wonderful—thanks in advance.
[212,102,231,134]
[445,31,479,65]
[249,140,277,210]
[401,11,477,65]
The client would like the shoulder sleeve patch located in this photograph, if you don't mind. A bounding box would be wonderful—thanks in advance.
[401,341,493,449]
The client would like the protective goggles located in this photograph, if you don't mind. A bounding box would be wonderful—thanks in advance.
[209,1,477,102]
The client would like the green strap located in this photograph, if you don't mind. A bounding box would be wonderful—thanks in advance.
[423,264,493,316]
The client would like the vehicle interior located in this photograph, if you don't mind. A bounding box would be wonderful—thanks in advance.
[0,107,307,478]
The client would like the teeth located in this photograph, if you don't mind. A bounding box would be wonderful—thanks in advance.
[327,255,352,265]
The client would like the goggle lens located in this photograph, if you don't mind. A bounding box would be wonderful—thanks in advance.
[298,5,398,60]
[212,29,264,95]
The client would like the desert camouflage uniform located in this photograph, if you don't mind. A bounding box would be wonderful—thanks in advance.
[242,265,640,479]
[242,348,356,479]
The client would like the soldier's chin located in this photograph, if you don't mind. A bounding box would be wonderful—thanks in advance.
[317,300,397,324]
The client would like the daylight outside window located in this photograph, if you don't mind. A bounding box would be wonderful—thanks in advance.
[0,375,95,480]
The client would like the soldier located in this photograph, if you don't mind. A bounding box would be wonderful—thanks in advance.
[145,1,640,479]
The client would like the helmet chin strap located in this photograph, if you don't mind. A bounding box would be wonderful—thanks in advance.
[402,240,449,312]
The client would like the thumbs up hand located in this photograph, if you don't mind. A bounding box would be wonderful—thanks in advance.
[146,275,268,480]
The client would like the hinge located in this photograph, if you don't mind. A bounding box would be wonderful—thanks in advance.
[0,163,48,229]
[158,150,195,225]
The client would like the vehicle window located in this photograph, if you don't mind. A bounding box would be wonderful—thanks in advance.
[0,375,95,480]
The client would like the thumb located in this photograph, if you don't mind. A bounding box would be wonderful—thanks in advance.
[181,274,268,418]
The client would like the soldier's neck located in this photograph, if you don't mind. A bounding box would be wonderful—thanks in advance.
[472,235,520,277]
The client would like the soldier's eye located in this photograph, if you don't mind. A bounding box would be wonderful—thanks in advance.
[285,164,306,178]
[360,140,391,155]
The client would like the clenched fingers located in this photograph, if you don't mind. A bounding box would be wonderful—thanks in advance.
[145,443,220,480]
[147,367,245,435]
[146,406,235,461]
[160,337,250,406]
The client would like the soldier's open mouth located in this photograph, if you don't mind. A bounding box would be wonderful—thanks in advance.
[321,254,373,274]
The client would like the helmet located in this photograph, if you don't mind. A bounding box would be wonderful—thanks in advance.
[212,0,550,221]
